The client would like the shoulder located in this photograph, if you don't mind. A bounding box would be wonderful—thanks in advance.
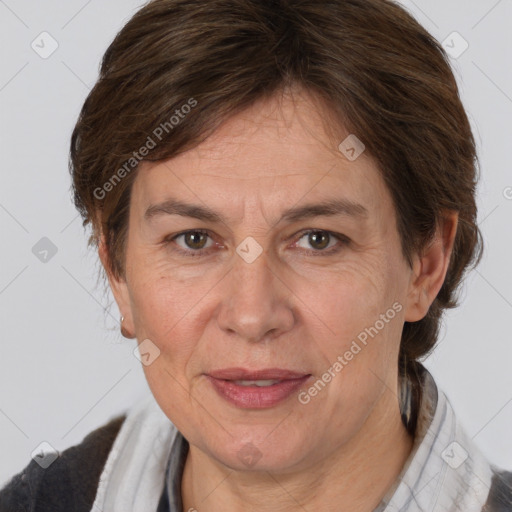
[484,469,512,512]
[0,414,125,512]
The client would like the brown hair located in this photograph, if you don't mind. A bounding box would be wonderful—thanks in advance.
[69,0,483,375]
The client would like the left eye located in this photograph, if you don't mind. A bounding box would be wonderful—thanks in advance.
[294,230,346,254]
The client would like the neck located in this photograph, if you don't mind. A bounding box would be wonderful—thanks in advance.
[181,390,413,512]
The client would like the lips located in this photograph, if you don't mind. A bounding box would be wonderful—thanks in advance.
[207,367,309,381]
[205,368,312,408]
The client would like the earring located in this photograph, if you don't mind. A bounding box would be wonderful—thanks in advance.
[120,316,135,339]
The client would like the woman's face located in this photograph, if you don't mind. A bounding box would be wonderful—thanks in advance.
[107,89,427,472]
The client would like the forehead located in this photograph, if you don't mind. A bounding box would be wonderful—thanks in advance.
[132,89,391,222]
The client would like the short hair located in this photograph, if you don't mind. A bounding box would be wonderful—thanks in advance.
[69,0,483,377]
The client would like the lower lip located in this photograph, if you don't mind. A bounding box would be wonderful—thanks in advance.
[206,375,311,409]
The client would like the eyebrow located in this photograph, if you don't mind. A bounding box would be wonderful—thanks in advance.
[144,197,369,225]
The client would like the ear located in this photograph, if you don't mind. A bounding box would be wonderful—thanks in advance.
[98,234,135,336]
[404,211,458,322]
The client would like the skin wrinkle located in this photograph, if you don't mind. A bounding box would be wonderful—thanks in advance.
[101,88,457,512]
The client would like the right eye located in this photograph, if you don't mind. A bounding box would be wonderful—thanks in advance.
[164,229,217,257]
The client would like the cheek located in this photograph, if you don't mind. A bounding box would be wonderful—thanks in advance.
[128,272,207,367]
[304,255,397,330]
[297,253,405,382]
[130,275,208,419]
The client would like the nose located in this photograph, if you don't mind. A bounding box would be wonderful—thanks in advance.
[215,247,295,343]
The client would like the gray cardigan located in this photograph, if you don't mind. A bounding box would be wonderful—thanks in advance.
[0,415,125,512]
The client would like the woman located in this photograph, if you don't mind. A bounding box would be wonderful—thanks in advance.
[1,0,510,510]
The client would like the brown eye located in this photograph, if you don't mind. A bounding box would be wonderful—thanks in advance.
[308,231,330,250]
[169,230,215,256]
[182,231,209,250]
[294,230,348,255]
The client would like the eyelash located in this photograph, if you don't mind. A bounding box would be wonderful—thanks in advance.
[163,229,350,258]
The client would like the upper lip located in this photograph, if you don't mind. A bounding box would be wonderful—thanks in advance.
[207,368,310,380]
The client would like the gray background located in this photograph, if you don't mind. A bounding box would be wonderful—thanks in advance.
[0,0,511,486]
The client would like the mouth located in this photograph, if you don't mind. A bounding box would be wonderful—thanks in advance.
[205,368,312,409]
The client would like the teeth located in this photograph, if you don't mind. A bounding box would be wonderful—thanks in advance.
[233,379,281,387]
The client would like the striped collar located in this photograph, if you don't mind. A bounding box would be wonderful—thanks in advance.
[376,366,495,511]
